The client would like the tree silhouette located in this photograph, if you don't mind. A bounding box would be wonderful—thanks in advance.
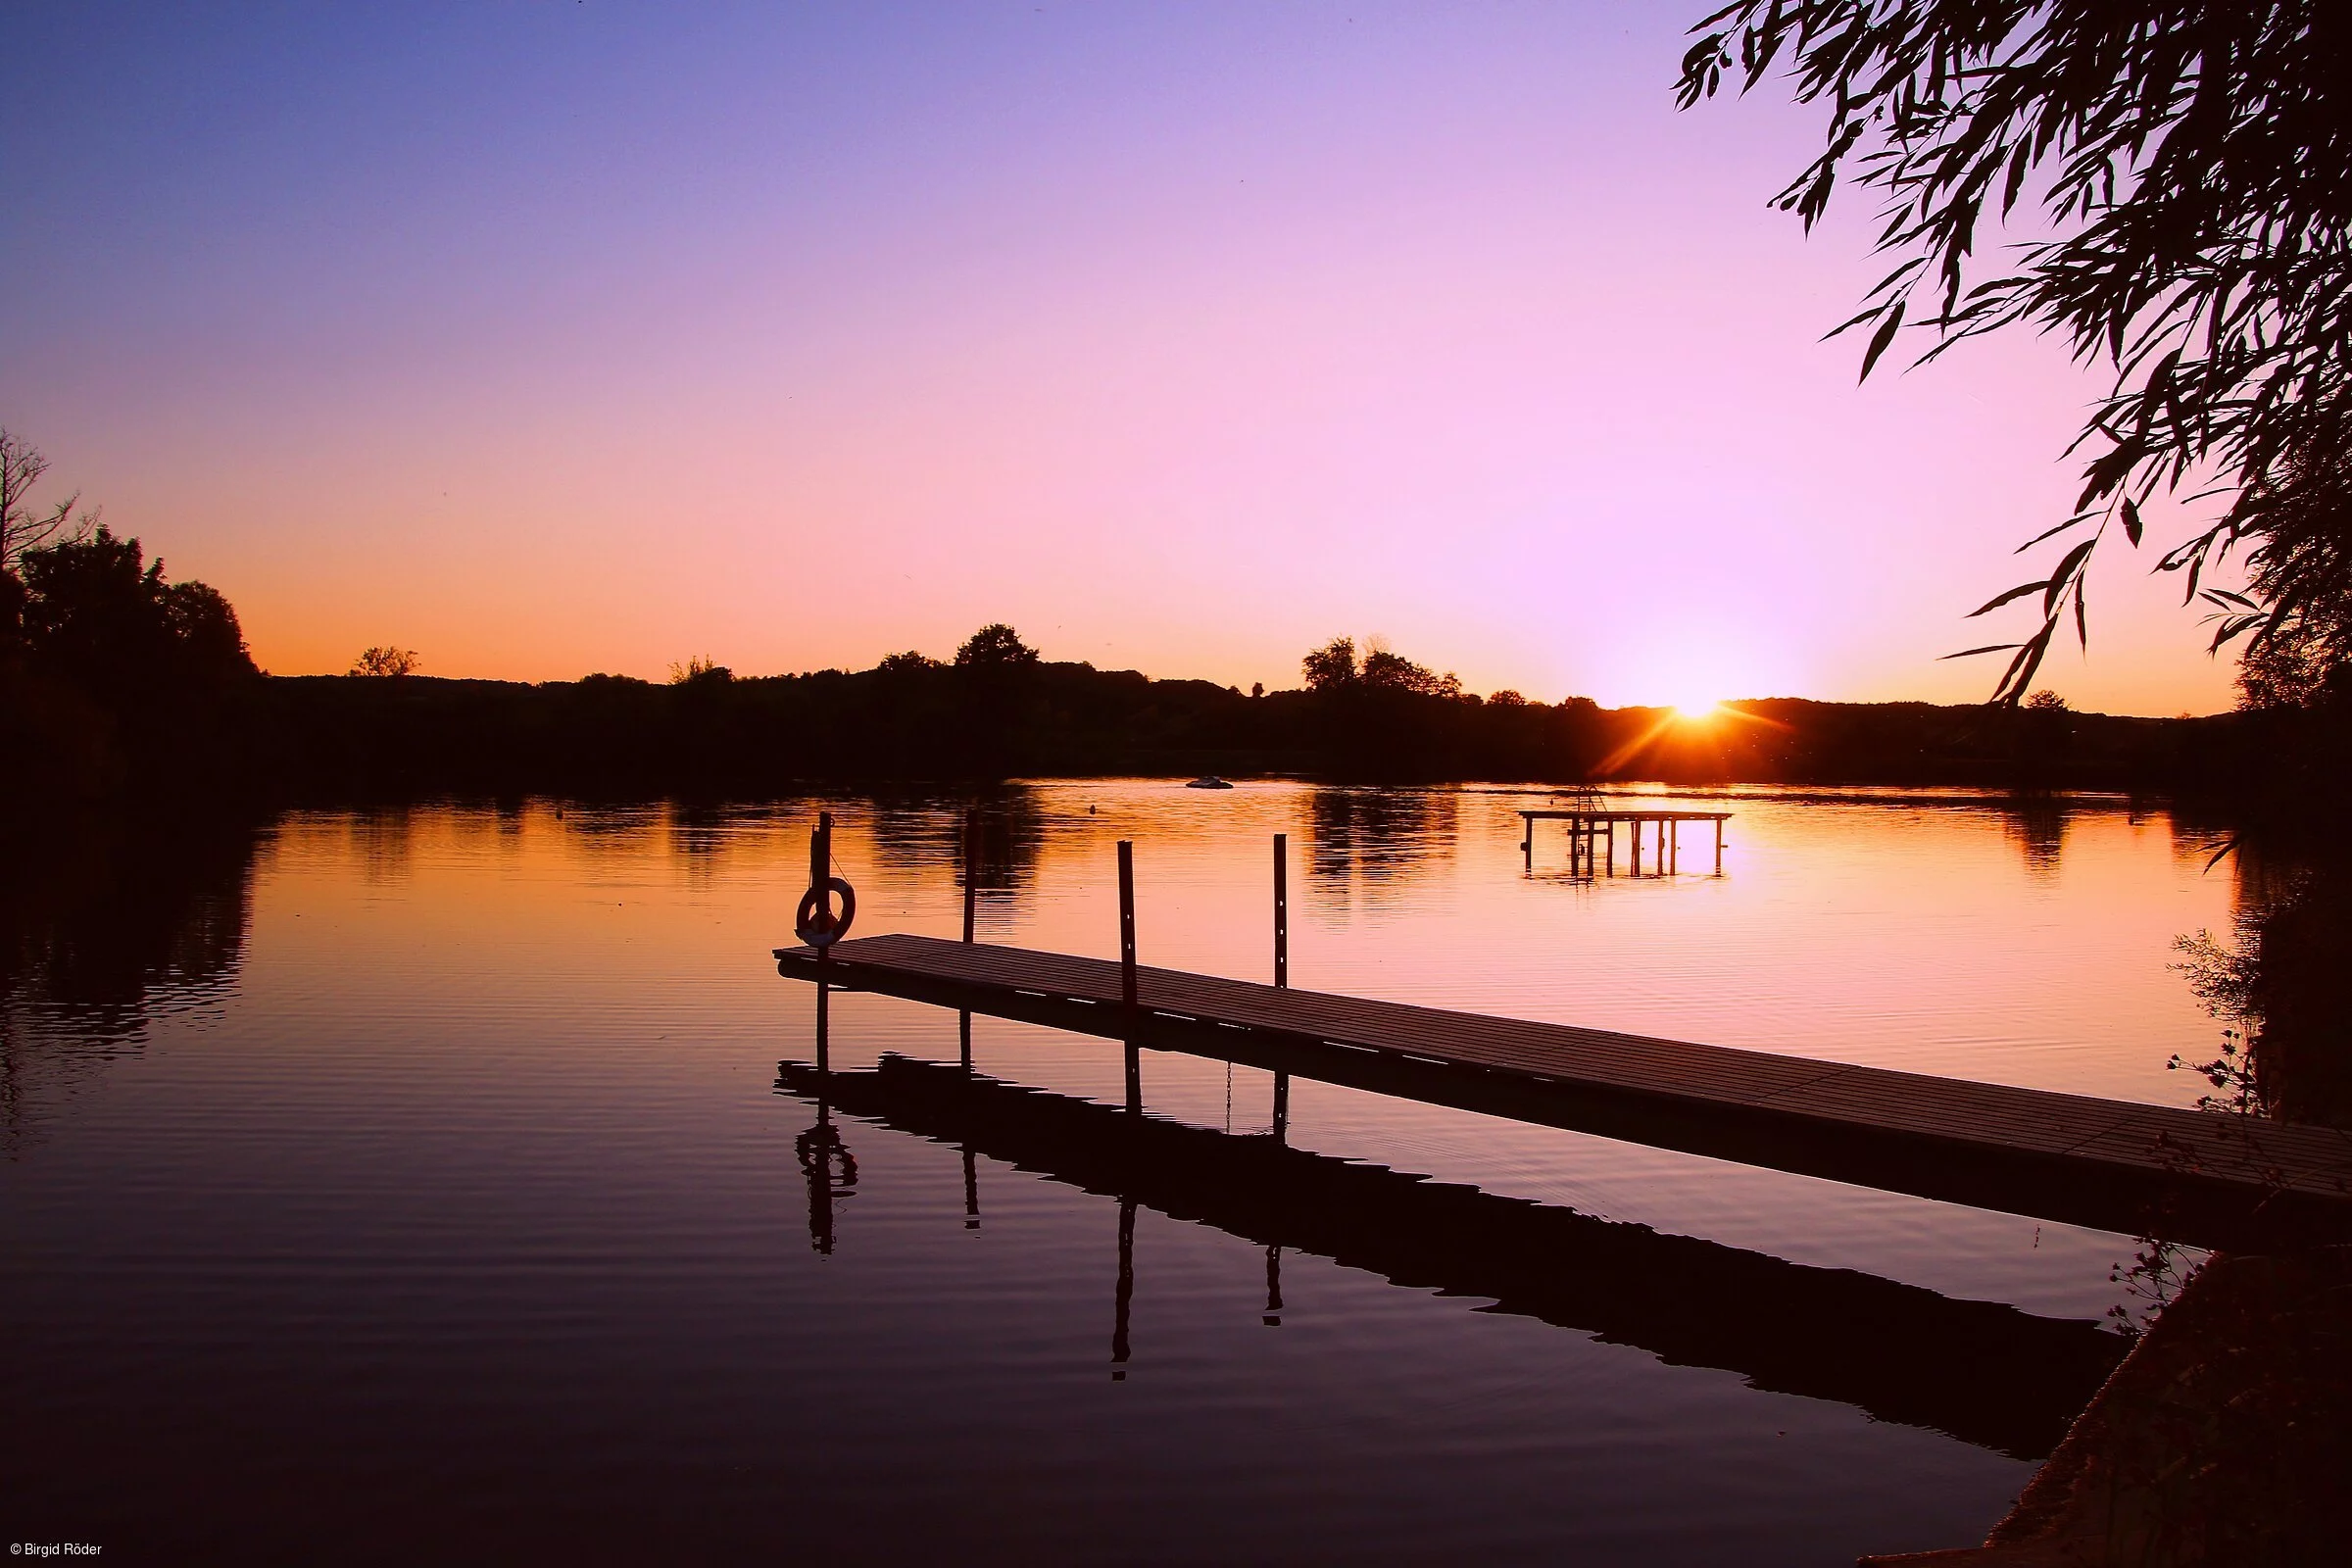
[1300,637,1357,693]
[0,429,94,569]
[350,646,420,677]
[954,623,1039,668]
[667,655,731,685]
[1680,2,2352,701]
[18,525,256,702]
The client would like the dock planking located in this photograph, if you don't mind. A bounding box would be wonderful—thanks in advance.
[776,932,2352,1252]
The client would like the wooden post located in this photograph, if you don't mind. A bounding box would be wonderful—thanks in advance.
[960,808,977,1068]
[1630,817,1642,875]
[814,968,830,1074]
[1118,841,1137,1006]
[1671,818,1680,876]
[1522,812,1533,866]
[810,810,833,965]
[1263,1244,1284,1327]
[961,808,978,943]
[1272,833,1288,987]
[811,809,833,1065]
[1715,816,1725,874]
[1606,819,1615,876]
[1119,840,1140,1112]
[1273,831,1291,1138]
[962,1145,980,1230]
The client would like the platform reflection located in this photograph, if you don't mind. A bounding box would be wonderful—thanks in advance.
[777,1053,2126,1459]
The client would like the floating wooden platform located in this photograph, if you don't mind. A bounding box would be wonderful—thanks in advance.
[1518,808,1733,874]
[776,933,2352,1251]
[1518,808,1737,820]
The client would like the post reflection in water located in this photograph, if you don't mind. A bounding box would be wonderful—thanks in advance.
[794,1102,858,1255]
[777,1054,2129,1459]
[795,982,858,1254]
[1111,1197,1137,1381]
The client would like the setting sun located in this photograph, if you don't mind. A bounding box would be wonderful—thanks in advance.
[1668,700,1726,722]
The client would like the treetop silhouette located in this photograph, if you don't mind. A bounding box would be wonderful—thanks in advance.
[1680,1,2352,703]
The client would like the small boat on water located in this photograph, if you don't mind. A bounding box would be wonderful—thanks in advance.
[1185,775,1235,790]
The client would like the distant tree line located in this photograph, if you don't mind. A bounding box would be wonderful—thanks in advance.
[6,428,2344,809]
[243,620,2308,802]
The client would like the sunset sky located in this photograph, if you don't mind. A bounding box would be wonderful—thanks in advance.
[4,2,2242,713]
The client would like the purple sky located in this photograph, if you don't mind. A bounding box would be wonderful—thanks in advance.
[2,2,2240,712]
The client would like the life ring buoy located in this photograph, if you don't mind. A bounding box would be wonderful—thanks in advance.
[795,876,857,948]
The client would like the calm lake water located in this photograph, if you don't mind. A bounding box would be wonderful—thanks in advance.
[2,783,2250,1564]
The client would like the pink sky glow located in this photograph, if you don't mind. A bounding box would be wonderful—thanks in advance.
[3,2,2243,713]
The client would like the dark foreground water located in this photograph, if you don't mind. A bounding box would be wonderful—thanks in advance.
[2,784,2249,1564]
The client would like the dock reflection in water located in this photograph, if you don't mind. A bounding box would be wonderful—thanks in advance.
[779,1054,2124,1459]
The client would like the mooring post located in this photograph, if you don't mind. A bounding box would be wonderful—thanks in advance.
[1263,1244,1284,1327]
[1118,840,1138,1004]
[960,807,977,1069]
[1273,831,1292,1142]
[1119,840,1140,1113]
[1671,818,1680,876]
[1272,833,1288,987]
[1605,819,1615,876]
[810,810,833,965]
[962,1145,980,1230]
[814,964,830,1074]
[961,808,978,943]
[1715,817,1725,874]
[1630,818,1642,875]
[811,810,832,1067]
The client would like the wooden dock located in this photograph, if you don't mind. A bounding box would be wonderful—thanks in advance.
[1519,808,1733,875]
[776,933,2352,1252]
